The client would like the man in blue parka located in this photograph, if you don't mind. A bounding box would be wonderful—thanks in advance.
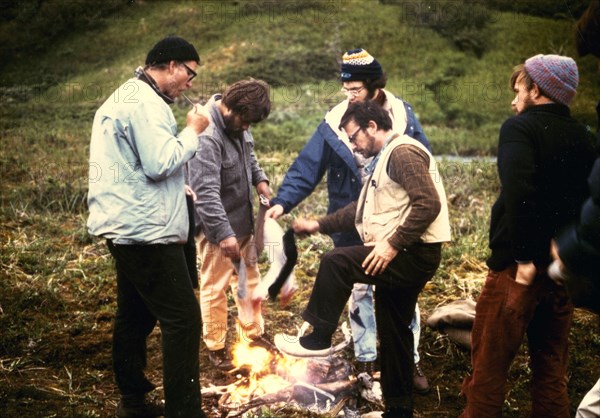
[266,48,432,393]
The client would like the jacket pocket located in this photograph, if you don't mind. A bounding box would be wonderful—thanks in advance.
[221,158,241,187]
[138,180,167,226]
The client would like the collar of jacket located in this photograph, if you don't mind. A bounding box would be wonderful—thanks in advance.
[520,102,571,118]
[317,121,362,180]
[134,66,175,105]
[207,94,226,131]
[206,94,252,143]
[323,89,408,143]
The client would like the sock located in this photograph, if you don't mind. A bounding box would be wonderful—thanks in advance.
[299,329,332,350]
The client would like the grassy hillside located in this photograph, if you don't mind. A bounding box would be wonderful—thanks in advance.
[1,1,599,417]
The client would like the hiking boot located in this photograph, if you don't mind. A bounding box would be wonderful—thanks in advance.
[115,394,164,417]
[413,361,430,394]
[355,360,376,377]
[208,348,235,371]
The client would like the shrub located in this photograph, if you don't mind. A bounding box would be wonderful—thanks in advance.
[486,0,589,19]
[383,0,492,56]
[0,0,127,68]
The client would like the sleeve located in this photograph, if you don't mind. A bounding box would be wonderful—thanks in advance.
[318,201,358,234]
[386,145,441,249]
[250,151,269,186]
[187,134,235,243]
[247,133,269,186]
[129,99,197,181]
[270,123,330,212]
[557,157,600,276]
[497,118,541,263]
[403,102,432,153]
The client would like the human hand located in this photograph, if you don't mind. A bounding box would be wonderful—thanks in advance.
[256,181,271,200]
[184,185,197,201]
[292,218,320,235]
[515,261,536,286]
[362,241,399,276]
[265,204,284,219]
[187,104,210,135]
[548,241,568,286]
[219,236,240,261]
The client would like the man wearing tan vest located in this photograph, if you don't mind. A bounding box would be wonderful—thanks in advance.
[275,101,451,418]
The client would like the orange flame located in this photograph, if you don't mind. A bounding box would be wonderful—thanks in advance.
[227,341,308,404]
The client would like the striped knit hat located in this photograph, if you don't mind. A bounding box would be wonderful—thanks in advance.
[340,48,383,81]
[524,54,578,106]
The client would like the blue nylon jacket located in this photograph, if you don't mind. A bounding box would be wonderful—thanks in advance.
[271,96,430,247]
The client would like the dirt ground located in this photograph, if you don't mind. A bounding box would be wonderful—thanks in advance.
[2,283,598,418]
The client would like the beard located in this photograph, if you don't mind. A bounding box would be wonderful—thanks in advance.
[222,112,244,138]
[356,133,378,158]
[514,94,537,115]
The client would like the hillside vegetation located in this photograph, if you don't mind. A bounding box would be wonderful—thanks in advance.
[1,1,599,417]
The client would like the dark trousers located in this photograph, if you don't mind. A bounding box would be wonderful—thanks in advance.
[460,266,573,418]
[107,241,203,418]
[302,243,441,415]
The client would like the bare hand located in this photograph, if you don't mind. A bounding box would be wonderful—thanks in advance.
[515,262,536,286]
[292,218,320,235]
[548,240,568,286]
[256,181,271,200]
[184,185,197,201]
[187,104,210,135]
[550,240,560,261]
[265,204,284,219]
[362,241,399,276]
[219,236,240,261]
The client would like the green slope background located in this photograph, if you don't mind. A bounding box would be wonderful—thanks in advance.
[1,1,599,417]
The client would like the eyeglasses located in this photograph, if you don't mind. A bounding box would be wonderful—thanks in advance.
[179,62,197,81]
[340,85,365,96]
[348,126,362,143]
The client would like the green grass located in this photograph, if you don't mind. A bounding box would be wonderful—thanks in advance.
[1,1,599,417]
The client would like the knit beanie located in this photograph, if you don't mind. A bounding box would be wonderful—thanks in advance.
[145,36,200,65]
[524,54,578,106]
[340,48,383,81]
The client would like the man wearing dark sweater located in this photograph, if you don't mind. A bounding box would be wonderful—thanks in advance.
[460,54,597,418]
[275,101,451,418]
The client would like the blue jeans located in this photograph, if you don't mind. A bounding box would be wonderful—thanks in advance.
[349,283,421,363]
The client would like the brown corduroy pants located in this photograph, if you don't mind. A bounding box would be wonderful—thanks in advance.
[461,265,573,418]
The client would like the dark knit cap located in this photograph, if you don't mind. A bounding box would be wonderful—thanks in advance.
[145,36,200,66]
[340,48,383,81]
[524,54,578,106]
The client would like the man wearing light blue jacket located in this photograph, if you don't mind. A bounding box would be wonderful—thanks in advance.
[87,36,209,418]
[266,49,432,393]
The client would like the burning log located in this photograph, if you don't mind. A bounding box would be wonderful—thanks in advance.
[224,380,359,417]
[202,323,370,417]
[201,384,229,398]
[225,385,294,417]
[312,379,357,395]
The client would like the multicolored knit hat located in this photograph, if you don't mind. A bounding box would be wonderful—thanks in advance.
[524,54,578,106]
[340,48,383,81]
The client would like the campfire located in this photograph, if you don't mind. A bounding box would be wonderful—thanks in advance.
[202,323,382,417]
